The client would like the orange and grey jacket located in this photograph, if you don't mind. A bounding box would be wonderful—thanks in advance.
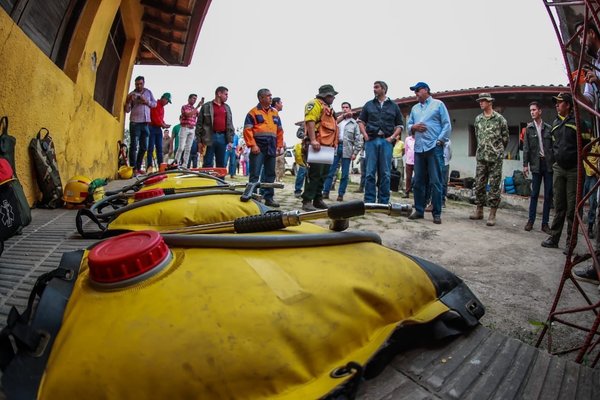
[243,104,284,157]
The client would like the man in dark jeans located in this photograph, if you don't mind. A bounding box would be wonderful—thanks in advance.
[358,81,403,204]
[523,101,553,233]
[542,93,589,251]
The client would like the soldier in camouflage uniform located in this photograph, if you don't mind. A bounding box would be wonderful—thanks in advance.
[469,93,509,226]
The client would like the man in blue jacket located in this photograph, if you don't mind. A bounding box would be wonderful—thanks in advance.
[358,81,403,204]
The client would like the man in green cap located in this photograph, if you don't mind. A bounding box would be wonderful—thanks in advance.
[301,84,339,211]
[148,92,172,172]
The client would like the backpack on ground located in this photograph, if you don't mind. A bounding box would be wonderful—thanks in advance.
[29,128,64,209]
[0,116,17,171]
[512,170,531,197]
[0,159,31,255]
[504,176,517,194]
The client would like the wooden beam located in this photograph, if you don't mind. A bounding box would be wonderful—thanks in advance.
[140,0,192,16]
[142,15,188,33]
[144,28,185,45]
[141,39,172,66]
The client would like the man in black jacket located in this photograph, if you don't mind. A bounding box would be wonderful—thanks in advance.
[523,101,553,233]
[542,93,585,249]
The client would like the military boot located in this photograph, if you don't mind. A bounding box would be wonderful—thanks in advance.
[469,206,484,220]
[486,208,498,226]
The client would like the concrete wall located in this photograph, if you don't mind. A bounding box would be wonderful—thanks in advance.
[443,106,535,179]
[0,0,143,205]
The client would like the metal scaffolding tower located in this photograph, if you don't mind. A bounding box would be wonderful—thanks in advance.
[537,0,600,367]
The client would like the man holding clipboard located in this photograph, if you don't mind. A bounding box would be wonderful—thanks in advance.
[301,84,339,212]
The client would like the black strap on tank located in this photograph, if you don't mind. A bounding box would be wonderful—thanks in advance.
[1,251,82,399]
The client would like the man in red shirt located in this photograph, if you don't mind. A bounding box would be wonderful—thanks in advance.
[196,86,235,168]
[148,92,171,172]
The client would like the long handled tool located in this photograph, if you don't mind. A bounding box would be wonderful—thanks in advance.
[160,200,412,234]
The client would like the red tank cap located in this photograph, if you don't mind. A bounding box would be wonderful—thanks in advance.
[88,231,170,284]
[143,174,167,186]
[134,188,164,201]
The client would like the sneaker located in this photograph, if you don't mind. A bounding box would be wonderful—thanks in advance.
[264,199,280,208]
[433,215,442,224]
[353,189,364,194]
[336,195,344,202]
[442,201,446,208]
[294,191,302,199]
[574,265,600,285]
[302,200,318,212]
[524,221,533,231]
[407,210,424,220]
[313,199,328,209]
[322,192,330,200]
[425,203,433,212]
[541,237,558,248]
[541,224,551,234]
[401,193,410,199]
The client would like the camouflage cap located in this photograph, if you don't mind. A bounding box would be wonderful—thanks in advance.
[552,92,573,106]
[476,93,494,102]
[317,84,338,97]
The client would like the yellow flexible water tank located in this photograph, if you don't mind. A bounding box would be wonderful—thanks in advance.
[37,228,458,399]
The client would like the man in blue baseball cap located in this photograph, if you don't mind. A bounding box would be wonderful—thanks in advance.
[406,81,452,224]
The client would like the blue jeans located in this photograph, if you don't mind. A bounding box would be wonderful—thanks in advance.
[186,139,199,168]
[414,146,444,216]
[147,125,163,167]
[323,143,351,196]
[203,133,227,167]
[129,122,149,170]
[443,164,450,199]
[294,165,307,194]
[364,137,393,204]
[226,149,237,177]
[584,175,598,226]
[249,150,276,201]
[528,161,553,225]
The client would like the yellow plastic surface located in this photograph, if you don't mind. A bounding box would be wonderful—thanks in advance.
[110,193,262,231]
[39,225,449,399]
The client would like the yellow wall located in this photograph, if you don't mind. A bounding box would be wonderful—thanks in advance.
[0,0,143,205]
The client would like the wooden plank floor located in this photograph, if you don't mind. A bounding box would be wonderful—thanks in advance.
[0,208,598,399]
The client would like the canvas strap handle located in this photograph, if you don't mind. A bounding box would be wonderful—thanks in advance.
[0,116,7,137]
[36,127,50,141]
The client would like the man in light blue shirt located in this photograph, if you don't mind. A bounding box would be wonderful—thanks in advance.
[406,82,452,224]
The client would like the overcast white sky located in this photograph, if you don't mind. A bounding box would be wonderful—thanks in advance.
[132,0,568,145]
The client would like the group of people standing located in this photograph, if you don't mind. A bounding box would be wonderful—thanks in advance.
[125,79,237,175]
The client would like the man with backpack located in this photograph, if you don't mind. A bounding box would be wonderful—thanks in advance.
[301,84,339,211]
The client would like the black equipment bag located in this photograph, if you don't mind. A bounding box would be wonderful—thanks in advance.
[0,159,31,256]
[0,116,17,172]
[29,128,64,209]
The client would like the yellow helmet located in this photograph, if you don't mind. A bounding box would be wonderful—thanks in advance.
[118,165,133,179]
[63,176,91,204]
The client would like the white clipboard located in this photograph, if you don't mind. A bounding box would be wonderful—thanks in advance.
[307,146,335,165]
